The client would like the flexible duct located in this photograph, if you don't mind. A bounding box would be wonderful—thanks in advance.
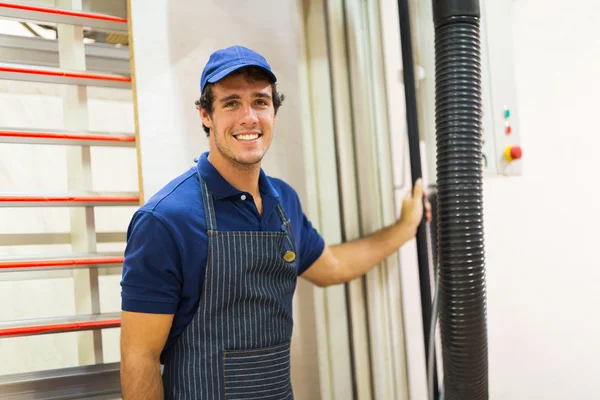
[433,0,489,399]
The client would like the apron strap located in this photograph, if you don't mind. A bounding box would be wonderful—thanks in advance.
[275,204,289,224]
[198,173,218,231]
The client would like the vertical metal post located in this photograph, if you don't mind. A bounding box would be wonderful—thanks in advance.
[56,0,103,365]
[396,0,440,398]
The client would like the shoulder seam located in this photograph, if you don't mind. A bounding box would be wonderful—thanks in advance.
[136,210,186,263]
[151,168,198,212]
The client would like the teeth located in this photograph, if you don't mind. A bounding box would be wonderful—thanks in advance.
[236,134,259,141]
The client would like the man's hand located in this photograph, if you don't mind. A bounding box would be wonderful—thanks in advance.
[399,178,432,234]
[302,178,433,287]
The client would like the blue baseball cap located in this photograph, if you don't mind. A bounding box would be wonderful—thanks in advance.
[200,46,277,93]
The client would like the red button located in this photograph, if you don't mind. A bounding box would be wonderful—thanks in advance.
[504,145,522,162]
[510,146,522,159]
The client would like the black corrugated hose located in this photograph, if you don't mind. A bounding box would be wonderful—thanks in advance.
[433,1,489,399]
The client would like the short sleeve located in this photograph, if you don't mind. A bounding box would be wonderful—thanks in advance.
[297,213,325,275]
[120,211,183,314]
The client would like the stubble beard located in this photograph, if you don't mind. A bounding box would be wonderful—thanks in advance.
[213,129,267,170]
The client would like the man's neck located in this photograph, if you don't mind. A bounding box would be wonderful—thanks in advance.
[207,152,261,198]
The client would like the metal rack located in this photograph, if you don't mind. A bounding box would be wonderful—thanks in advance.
[0,1,139,397]
[0,362,121,399]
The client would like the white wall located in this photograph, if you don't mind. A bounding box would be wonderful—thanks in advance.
[484,1,600,398]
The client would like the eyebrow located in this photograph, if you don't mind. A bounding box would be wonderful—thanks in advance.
[218,92,272,103]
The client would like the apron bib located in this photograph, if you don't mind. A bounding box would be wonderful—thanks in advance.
[162,173,298,400]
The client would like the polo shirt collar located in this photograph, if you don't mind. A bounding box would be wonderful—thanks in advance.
[196,152,279,201]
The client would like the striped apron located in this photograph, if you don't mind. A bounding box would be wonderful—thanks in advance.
[162,174,298,400]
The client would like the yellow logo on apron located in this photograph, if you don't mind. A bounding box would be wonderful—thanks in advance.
[283,251,296,263]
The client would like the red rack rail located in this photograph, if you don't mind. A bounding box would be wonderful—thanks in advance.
[0,2,127,32]
[0,194,140,207]
[0,2,127,23]
[0,255,124,271]
[0,129,135,147]
[0,65,130,82]
[0,64,131,89]
[0,314,121,338]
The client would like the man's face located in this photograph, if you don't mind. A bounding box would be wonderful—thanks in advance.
[200,73,276,167]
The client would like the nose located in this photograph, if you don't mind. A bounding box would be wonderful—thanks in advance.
[240,103,259,126]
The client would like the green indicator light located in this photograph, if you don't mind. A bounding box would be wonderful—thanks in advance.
[504,109,511,118]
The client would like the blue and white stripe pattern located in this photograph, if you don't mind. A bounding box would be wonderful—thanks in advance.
[162,174,297,399]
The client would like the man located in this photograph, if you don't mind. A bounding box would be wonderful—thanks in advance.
[120,45,431,399]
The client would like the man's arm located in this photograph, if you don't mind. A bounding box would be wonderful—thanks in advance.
[301,179,431,287]
[120,311,174,399]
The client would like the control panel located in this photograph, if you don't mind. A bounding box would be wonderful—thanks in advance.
[479,0,523,177]
[414,0,523,178]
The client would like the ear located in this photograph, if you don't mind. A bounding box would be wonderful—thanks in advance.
[199,107,213,130]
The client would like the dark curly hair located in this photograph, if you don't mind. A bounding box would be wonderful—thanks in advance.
[194,66,285,136]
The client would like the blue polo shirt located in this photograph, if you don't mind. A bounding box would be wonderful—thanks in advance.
[120,152,325,357]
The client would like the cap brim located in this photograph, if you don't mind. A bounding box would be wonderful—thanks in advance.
[207,63,277,85]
